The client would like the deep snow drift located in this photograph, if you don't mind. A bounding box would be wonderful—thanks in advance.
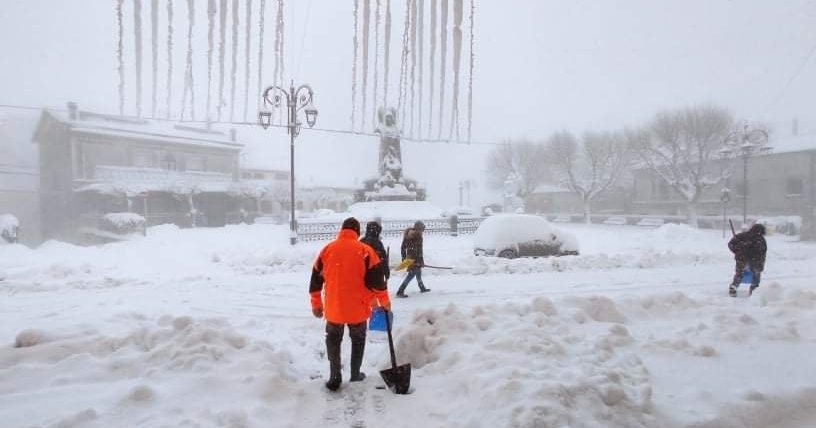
[1,222,815,428]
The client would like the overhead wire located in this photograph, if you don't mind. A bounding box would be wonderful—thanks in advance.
[0,102,502,145]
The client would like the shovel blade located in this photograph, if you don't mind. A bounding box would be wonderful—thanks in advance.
[380,364,411,394]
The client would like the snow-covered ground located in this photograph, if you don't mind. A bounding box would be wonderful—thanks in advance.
[1,223,816,428]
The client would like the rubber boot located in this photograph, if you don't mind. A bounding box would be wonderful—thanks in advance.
[325,329,342,391]
[350,333,366,382]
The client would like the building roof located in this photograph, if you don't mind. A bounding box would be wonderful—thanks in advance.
[765,134,816,155]
[38,108,243,151]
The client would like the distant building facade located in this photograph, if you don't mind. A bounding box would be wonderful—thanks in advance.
[32,103,253,242]
[523,135,815,236]
[630,139,815,221]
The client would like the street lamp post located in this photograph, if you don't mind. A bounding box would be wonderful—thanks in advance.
[721,124,771,225]
[258,80,318,245]
[720,187,730,238]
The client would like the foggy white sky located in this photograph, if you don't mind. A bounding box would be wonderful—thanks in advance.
[1,0,815,142]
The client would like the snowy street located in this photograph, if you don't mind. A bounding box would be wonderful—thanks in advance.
[2,223,816,428]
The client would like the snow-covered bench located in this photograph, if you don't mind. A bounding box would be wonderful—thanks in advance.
[636,217,665,228]
[603,216,627,226]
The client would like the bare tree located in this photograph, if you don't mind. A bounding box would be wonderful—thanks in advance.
[633,105,734,226]
[548,131,631,223]
[486,140,551,199]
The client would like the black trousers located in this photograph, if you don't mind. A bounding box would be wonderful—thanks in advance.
[730,260,761,289]
[325,321,367,379]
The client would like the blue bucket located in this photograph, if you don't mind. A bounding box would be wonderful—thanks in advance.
[369,307,392,332]
[741,267,753,284]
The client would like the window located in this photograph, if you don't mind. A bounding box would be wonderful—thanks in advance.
[162,153,177,171]
[786,177,803,196]
[254,172,264,179]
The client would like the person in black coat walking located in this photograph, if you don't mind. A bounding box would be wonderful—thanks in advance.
[728,223,767,296]
[360,221,390,282]
[396,221,430,297]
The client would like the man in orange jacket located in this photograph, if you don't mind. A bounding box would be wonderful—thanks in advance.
[309,217,391,391]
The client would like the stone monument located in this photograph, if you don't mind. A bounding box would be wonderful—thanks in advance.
[354,107,426,202]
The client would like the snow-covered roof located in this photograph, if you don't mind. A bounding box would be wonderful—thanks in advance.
[43,109,243,151]
[765,134,816,155]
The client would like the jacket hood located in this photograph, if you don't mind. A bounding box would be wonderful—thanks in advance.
[749,223,766,236]
[365,221,382,238]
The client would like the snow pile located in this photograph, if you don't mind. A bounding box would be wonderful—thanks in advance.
[1,316,297,428]
[390,301,654,427]
[650,222,703,241]
[382,283,816,428]
[102,212,146,233]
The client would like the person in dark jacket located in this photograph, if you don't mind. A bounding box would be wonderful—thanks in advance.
[360,221,390,282]
[396,220,430,297]
[728,223,767,297]
[309,217,391,391]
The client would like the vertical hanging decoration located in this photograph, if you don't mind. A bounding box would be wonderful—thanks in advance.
[397,0,410,125]
[437,0,447,140]
[134,0,144,117]
[351,0,359,131]
[166,0,174,119]
[206,0,216,122]
[361,0,371,132]
[449,0,462,141]
[229,0,239,121]
[428,0,437,138]
[383,0,391,108]
[151,0,159,118]
[217,0,227,121]
[372,0,381,127]
[466,0,474,143]
[417,0,424,139]
[409,0,417,138]
[243,0,252,121]
[275,0,285,125]
[256,0,266,112]
[181,0,195,120]
[117,0,125,116]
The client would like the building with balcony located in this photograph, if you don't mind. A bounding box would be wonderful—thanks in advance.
[32,103,252,242]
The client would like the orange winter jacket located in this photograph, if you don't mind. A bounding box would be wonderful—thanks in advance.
[309,229,390,324]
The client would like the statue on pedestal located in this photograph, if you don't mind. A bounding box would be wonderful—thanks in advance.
[354,107,425,202]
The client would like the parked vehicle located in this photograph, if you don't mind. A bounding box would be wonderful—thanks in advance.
[473,214,579,258]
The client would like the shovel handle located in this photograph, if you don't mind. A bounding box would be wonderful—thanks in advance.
[384,309,399,370]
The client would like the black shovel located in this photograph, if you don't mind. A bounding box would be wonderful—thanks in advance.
[379,310,411,394]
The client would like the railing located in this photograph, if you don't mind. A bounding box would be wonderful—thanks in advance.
[296,216,485,242]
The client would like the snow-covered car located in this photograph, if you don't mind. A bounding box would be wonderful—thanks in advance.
[472,214,579,258]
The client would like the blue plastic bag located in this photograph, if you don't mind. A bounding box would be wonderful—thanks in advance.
[368,307,393,332]
[741,266,753,284]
